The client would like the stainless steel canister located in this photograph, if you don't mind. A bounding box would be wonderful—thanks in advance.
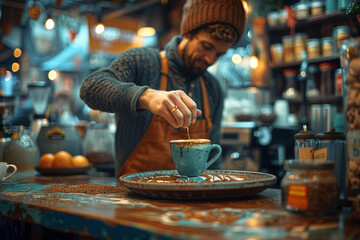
[317,127,346,200]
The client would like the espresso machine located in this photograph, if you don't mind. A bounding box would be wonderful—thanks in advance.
[0,95,15,161]
[27,81,51,140]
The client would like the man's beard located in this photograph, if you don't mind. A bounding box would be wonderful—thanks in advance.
[182,46,207,78]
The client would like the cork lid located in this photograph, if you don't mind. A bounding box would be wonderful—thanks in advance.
[317,127,345,140]
[294,125,315,140]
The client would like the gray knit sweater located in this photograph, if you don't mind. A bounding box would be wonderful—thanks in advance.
[80,36,224,174]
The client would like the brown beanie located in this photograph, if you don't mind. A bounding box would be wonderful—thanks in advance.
[180,0,246,41]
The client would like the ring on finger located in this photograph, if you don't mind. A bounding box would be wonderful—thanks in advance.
[170,105,179,113]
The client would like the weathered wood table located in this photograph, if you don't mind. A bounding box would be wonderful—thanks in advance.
[0,170,359,240]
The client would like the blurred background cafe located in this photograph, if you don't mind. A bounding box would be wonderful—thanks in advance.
[0,0,359,189]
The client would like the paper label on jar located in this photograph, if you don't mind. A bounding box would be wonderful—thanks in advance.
[348,131,360,159]
[299,147,315,161]
[287,185,308,210]
[314,148,327,162]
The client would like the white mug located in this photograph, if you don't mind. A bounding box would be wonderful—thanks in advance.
[0,162,17,181]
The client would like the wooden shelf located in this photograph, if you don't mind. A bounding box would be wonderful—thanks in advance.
[269,54,340,69]
[281,95,343,105]
[266,11,358,33]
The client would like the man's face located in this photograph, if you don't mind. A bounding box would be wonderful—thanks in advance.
[182,30,235,77]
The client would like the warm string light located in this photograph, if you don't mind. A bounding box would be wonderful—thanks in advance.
[137,27,156,37]
[45,17,55,30]
[95,23,105,35]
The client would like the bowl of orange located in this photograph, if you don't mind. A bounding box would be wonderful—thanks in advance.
[36,151,91,176]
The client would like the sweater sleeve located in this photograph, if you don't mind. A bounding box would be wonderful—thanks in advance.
[80,48,160,114]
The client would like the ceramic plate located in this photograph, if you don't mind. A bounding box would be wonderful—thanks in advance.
[119,170,277,200]
[34,166,91,176]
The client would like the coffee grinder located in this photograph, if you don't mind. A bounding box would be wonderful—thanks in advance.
[27,81,51,140]
[0,95,15,160]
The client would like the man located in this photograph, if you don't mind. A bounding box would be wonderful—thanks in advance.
[80,0,246,177]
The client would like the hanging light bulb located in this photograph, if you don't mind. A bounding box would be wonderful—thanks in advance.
[95,23,105,35]
[249,56,259,69]
[45,16,55,30]
[137,27,156,37]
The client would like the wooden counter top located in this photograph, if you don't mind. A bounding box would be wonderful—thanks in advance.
[0,170,359,240]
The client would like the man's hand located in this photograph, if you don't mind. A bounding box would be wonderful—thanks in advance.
[137,89,202,128]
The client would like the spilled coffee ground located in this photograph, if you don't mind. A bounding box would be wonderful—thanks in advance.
[43,184,125,194]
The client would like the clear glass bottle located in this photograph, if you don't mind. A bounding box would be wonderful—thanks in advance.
[281,160,338,216]
[82,123,115,165]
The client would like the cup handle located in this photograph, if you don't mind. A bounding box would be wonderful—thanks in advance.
[203,144,222,171]
[3,164,17,181]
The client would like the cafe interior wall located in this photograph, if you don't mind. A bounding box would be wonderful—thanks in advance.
[0,0,292,124]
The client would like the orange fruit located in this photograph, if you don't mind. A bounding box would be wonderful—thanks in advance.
[72,155,90,167]
[52,151,73,168]
[39,153,55,168]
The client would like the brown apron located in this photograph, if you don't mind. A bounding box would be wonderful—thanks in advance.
[118,52,213,177]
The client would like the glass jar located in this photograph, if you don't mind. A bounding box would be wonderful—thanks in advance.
[267,11,279,27]
[319,62,337,96]
[340,39,360,202]
[294,3,309,20]
[282,69,299,99]
[294,125,316,160]
[82,123,115,165]
[321,37,334,57]
[281,160,338,216]
[282,36,295,63]
[310,0,325,16]
[317,127,346,200]
[294,33,308,61]
[3,126,40,171]
[307,38,320,59]
[334,26,351,51]
[270,43,283,64]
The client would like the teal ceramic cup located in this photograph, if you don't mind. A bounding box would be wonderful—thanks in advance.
[169,139,222,177]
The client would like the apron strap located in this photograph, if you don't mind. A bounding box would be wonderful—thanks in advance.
[160,51,168,91]
[200,76,213,129]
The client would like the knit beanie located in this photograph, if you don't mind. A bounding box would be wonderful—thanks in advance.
[180,0,246,41]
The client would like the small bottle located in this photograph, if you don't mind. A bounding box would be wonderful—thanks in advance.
[282,69,299,99]
[319,62,337,96]
[294,125,316,160]
[335,68,343,96]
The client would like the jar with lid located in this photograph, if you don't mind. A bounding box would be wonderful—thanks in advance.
[310,0,324,16]
[281,160,338,216]
[307,38,320,59]
[294,125,316,160]
[339,38,360,202]
[317,127,346,200]
[294,33,308,61]
[267,11,279,27]
[270,43,283,64]
[319,62,337,96]
[3,125,40,171]
[282,69,299,99]
[333,25,351,51]
[294,3,309,20]
[282,36,295,63]
[321,37,334,57]
[82,123,115,166]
